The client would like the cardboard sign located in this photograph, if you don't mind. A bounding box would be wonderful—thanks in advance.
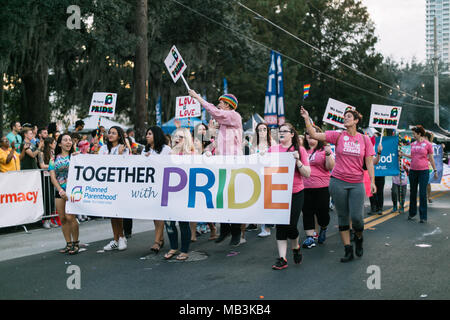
[89,92,117,118]
[164,45,187,83]
[369,104,402,129]
[176,96,201,119]
[322,98,356,129]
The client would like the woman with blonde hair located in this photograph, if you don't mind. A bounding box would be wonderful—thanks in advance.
[164,128,194,261]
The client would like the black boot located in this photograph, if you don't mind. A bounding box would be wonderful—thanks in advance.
[355,235,363,257]
[340,245,354,263]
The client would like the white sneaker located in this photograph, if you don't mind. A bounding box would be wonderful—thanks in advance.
[118,237,127,251]
[239,237,247,245]
[43,220,51,229]
[258,229,271,237]
[104,240,119,251]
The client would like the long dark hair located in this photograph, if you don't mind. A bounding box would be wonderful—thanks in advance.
[194,123,211,152]
[255,122,272,148]
[54,133,75,157]
[107,126,127,154]
[280,123,301,153]
[43,137,55,164]
[304,124,325,152]
[144,126,167,154]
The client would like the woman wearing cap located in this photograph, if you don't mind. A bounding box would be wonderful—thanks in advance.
[188,89,243,247]
[300,106,376,263]
[403,125,437,223]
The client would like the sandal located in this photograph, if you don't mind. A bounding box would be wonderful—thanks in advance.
[59,242,72,254]
[164,249,178,260]
[150,240,164,253]
[176,253,189,261]
[69,241,80,255]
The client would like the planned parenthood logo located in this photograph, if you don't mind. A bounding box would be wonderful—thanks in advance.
[70,186,83,203]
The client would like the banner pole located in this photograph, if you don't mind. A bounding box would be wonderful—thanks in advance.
[380,128,385,144]
[181,74,190,91]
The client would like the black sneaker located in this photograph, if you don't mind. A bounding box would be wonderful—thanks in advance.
[272,257,288,270]
[292,247,303,264]
[354,235,363,257]
[245,224,258,231]
[215,231,231,243]
[229,234,241,246]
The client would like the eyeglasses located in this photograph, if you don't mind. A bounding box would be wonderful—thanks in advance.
[174,135,184,140]
[279,130,291,134]
[258,128,267,132]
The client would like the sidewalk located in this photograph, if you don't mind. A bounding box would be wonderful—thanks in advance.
[0,219,155,262]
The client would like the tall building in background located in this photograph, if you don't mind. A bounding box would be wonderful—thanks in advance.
[426,0,450,67]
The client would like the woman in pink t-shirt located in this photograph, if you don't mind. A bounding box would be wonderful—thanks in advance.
[301,106,376,263]
[301,124,335,249]
[403,125,437,223]
[268,123,311,270]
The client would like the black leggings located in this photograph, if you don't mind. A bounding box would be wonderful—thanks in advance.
[302,187,330,231]
[276,190,304,240]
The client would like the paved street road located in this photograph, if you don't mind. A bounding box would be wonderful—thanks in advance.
[1,189,449,300]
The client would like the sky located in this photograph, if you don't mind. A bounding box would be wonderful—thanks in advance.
[361,0,426,63]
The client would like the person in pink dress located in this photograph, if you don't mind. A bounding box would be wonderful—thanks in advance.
[301,106,376,263]
[188,89,243,247]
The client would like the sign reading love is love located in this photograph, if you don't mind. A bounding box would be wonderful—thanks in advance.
[322,98,356,129]
[66,154,295,224]
[175,96,201,119]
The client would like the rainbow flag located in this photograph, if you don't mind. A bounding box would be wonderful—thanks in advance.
[303,84,311,99]
[98,134,104,147]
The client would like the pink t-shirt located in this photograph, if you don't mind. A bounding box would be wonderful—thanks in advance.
[325,131,374,183]
[303,148,332,189]
[268,144,310,193]
[410,140,433,171]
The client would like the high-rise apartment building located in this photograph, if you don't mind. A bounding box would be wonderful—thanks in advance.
[426,0,450,66]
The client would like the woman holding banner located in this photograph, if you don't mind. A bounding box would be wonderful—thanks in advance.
[301,107,376,262]
[142,126,171,253]
[301,125,335,248]
[49,133,80,254]
[99,126,130,251]
[268,123,310,270]
[188,89,243,247]
[163,128,194,261]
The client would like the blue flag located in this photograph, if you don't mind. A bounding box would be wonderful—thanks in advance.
[264,51,278,128]
[223,78,228,94]
[275,52,285,126]
[156,95,162,127]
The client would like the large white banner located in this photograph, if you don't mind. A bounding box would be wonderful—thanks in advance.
[322,98,356,129]
[0,170,44,228]
[369,104,402,129]
[66,154,295,224]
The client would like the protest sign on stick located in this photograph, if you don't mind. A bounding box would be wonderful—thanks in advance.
[369,104,402,130]
[175,96,201,119]
[164,45,190,90]
[322,98,355,129]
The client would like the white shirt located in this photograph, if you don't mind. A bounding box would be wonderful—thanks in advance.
[98,144,130,155]
[141,144,171,156]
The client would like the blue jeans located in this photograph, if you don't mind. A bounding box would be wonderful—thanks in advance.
[408,170,429,220]
[165,221,191,253]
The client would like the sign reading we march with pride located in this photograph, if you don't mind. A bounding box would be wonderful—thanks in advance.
[322,98,356,129]
[369,104,402,130]
[89,92,117,118]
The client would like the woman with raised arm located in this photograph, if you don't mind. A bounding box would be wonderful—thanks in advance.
[300,106,376,262]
